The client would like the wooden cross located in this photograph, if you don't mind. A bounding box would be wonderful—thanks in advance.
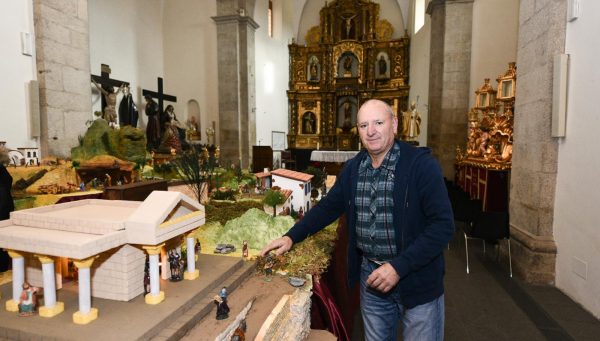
[142,77,177,115]
[90,64,129,109]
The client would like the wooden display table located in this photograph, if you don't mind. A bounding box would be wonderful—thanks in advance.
[455,161,510,212]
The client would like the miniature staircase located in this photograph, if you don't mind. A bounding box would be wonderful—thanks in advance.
[149,260,256,341]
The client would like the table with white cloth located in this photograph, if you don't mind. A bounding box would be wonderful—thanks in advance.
[310,150,359,176]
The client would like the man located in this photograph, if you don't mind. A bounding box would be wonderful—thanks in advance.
[261,99,454,340]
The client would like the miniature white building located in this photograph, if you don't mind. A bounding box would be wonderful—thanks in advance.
[0,191,204,324]
[254,169,272,190]
[17,147,40,166]
[270,169,313,213]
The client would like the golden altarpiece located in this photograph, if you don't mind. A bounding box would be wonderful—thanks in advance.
[455,62,516,212]
[287,0,410,151]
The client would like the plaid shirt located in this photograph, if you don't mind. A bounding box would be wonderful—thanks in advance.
[355,142,401,261]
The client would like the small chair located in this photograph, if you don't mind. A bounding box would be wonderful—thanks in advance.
[464,210,512,277]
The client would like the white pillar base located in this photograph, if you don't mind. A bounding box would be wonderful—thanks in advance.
[39,301,64,318]
[145,291,165,305]
[184,269,200,280]
[5,299,19,312]
[73,307,98,325]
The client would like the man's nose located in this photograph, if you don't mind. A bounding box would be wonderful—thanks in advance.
[367,124,376,135]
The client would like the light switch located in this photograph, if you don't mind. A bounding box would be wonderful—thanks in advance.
[21,32,32,56]
[568,0,581,22]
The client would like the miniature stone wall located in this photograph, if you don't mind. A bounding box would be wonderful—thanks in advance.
[255,282,312,341]
[91,244,145,301]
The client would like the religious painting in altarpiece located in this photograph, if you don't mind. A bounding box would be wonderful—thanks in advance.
[287,0,410,151]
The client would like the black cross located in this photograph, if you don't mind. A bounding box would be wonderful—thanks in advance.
[90,64,129,109]
[142,77,177,116]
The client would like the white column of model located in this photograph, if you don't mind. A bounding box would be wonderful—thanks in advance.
[36,255,64,317]
[5,250,24,312]
[41,260,56,306]
[186,236,195,274]
[149,253,159,295]
[72,257,98,324]
[143,244,165,304]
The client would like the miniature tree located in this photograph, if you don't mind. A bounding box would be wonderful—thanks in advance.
[173,144,218,203]
[263,188,286,217]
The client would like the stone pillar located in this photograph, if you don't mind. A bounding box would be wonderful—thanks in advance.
[143,244,165,305]
[33,0,92,158]
[509,0,567,284]
[212,0,259,169]
[427,0,474,179]
[5,250,25,312]
[36,255,64,317]
[72,257,98,324]
[184,233,199,280]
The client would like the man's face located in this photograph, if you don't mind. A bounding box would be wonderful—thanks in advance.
[357,100,398,158]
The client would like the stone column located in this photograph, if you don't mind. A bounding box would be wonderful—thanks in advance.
[33,0,92,158]
[35,255,64,317]
[184,233,199,280]
[143,244,165,305]
[212,0,259,169]
[427,0,474,179]
[5,250,25,312]
[72,257,98,324]
[509,0,567,284]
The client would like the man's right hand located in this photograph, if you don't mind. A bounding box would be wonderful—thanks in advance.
[260,236,293,256]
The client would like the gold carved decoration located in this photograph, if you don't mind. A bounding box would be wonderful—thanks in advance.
[459,63,516,170]
[333,42,363,80]
[376,20,394,41]
[287,0,410,150]
[305,26,321,46]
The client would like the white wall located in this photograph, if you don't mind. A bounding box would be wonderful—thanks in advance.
[407,0,430,147]
[554,1,600,318]
[254,0,295,147]
[468,0,519,108]
[0,0,37,150]
[89,0,164,130]
[163,0,218,144]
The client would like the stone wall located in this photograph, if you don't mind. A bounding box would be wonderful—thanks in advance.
[91,244,145,301]
[255,283,312,341]
[427,0,473,179]
[509,0,567,284]
[33,0,91,158]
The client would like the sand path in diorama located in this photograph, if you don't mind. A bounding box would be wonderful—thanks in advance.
[182,273,295,341]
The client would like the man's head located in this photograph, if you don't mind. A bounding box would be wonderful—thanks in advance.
[357,99,398,159]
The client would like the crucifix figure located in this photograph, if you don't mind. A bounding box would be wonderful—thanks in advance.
[91,64,130,125]
[142,77,177,133]
[142,77,177,151]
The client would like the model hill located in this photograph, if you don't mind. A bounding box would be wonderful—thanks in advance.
[215,208,294,249]
[71,119,147,164]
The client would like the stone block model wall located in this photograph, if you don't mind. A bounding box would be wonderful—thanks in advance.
[91,244,145,301]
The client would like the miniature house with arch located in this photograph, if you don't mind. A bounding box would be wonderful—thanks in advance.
[0,191,204,324]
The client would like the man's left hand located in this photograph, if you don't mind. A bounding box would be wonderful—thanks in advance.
[366,263,400,293]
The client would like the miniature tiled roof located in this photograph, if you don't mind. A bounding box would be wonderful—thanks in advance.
[254,171,271,178]
[270,168,313,182]
[280,189,293,200]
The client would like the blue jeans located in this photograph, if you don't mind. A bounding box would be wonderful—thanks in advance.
[360,258,445,341]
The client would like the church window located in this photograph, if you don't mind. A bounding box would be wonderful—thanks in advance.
[414,0,425,34]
